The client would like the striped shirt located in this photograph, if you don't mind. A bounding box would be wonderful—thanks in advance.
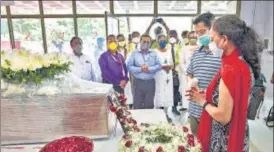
[187,46,221,118]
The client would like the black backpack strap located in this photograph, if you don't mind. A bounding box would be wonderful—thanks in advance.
[198,45,204,52]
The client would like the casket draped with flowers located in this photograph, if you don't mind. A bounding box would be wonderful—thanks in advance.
[1,50,113,145]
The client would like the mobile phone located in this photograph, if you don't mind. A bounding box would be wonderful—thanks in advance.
[155,18,162,23]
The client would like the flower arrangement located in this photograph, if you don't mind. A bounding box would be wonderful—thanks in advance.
[1,50,72,85]
[109,94,201,152]
[109,94,138,133]
[119,123,201,152]
[39,136,94,152]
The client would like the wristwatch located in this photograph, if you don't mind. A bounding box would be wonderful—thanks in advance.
[202,101,210,109]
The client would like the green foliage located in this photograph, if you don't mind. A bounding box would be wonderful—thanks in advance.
[1,62,72,85]
[144,128,173,144]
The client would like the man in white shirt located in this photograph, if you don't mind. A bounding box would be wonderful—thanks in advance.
[69,36,96,81]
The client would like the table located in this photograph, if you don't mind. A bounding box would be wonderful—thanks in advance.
[1,109,167,152]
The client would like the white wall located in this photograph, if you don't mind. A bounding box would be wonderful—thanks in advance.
[240,1,273,117]
[240,1,273,41]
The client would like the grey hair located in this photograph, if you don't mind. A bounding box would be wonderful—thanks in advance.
[212,15,263,79]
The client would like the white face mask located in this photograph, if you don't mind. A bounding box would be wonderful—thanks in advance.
[169,37,177,44]
[208,41,224,57]
[132,37,140,44]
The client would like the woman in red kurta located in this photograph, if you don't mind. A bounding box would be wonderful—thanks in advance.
[186,15,262,152]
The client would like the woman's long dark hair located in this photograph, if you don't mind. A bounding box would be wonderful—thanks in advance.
[212,15,263,79]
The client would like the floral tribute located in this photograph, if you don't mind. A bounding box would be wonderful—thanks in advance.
[1,50,72,85]
[109,94,139,133]
[109,94,201,152]
[39,136,94,152]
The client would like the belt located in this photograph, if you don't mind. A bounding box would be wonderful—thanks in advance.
[134,77,154,82]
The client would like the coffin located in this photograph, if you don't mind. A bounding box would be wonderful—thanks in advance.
[1,93,111,145]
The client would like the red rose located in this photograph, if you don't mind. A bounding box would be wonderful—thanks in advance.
[109,106,117,112]
[188,138,195,147]
[116,108,124,116]
[126,118,132,123]
[40,136,93,152]
[132,119,137,125]
[178,145,186,152]
[119,94,125,100]
[122,134,129,139]
[138,146,145,152]
[187,134,194,140]
[183,126,189,132]
[156,146,164,152]
[125,140,133,148]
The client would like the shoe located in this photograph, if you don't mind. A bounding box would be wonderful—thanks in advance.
[172,106,181,115]
[179,108,187,111]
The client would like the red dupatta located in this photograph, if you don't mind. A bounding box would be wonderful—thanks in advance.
[197,49,251,152]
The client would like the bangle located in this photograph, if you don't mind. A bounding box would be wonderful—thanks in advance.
[202,101,210,109]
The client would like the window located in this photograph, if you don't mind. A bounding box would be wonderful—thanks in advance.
[10,1,40,15]
[118,17,130,37]
[107,17,119,36]
[12,19,43,53]
[77,18,106,57]
[45,18,74,54]
[43,1,73,14]
[76,1,109,14]
[160,17,193,36]
[129,17,154,37]
[158,1,197,14]
[114,1,154,14]
[1,6,6,15]
[1,19,11,50]
[201,1,237,14]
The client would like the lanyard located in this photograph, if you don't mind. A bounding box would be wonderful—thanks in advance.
[141,52,150,63]
[111,55,125,77]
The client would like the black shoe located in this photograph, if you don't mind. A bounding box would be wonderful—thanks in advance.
[128,104,133,109]
[172,106,181,115]
[179,108,187,111]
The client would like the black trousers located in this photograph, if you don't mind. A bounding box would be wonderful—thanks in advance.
[173,85,181,107]
[102,79,124,94]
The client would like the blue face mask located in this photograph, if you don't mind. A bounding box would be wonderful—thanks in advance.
[159,40,167,48]
[198,34,210,46]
